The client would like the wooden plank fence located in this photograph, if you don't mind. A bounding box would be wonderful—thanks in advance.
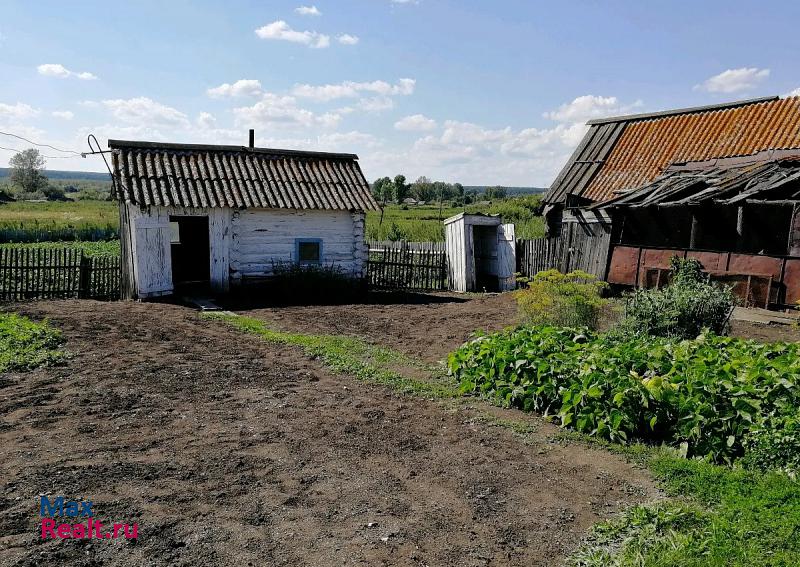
[516,223,612,280]
[0,247,120,301]
[367,240,448,291]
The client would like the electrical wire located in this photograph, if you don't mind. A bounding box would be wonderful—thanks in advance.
[0,145,75,159]
[0,130,83,156]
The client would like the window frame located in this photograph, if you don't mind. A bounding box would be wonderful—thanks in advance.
[295,238,323,265]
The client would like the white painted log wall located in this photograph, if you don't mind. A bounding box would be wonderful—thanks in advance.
[125,205,365,297]
[229,209,365,281]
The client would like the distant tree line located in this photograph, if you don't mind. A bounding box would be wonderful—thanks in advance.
[1,148,112,202]
[372,174,510,206]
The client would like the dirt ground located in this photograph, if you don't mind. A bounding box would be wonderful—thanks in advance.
[0,296,659,567]
[243,292,800,362]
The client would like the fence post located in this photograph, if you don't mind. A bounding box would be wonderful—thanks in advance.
[78,254,91,299]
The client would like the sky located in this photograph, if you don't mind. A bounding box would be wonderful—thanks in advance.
[1,0,799,186]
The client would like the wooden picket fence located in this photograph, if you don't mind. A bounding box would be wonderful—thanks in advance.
[0,247,120,301]
[367,240,448,291]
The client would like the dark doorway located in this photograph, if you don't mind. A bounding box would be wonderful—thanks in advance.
[170,216,210,293]
[473,225,499,292]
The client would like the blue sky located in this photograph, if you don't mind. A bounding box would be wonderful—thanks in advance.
[1,0,799,185]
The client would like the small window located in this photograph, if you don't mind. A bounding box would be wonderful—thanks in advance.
[296,238,322,264]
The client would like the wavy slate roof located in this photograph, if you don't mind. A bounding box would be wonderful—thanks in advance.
[544,96,800,206]
[109,140,380,211]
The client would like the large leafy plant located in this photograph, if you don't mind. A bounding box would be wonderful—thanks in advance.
[448,325,800,464]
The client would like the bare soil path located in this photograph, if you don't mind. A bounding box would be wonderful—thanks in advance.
[1,298,656,566]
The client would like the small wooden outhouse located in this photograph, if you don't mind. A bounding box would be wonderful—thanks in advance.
[444,213,515,292]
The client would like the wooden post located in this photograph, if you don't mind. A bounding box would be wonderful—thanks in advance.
[736,206,745,251]
[788,204,800,257]
[78,254,91,299]
[689,210,701,250]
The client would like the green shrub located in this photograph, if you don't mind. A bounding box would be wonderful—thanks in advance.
[252,261,366,304]
[741,410,800,479]
[515,269,607,330]
[622,257,735,339]
[0,313,65,372]
[448,326,800,463]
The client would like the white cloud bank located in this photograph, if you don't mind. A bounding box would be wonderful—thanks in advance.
[295,5,321,16]
[101,97,190,128]
[337,34,359,45]
[255,20,330,49]
[52,110,74,120]
[37,63,97,80]
[207,79,263,98]
[292,78,415,101]
[395,114,437,131]
[0,102,40,120]
[695,67,770,93]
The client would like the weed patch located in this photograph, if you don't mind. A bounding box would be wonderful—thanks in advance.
[0,312,65,372]
[570,455,800,566]
[205,313,459,399]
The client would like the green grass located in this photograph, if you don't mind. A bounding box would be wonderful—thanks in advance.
[570,454,800,567]
[366,200,546,241]
[0,240,120,257]
[0,312,66,372]
[0,200,118,230]
[204,313,459,399]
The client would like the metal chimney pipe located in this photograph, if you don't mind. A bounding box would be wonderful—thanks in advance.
[248,129,255,148]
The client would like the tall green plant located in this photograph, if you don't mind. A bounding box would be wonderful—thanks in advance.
[515,269,608,330]
[622,257,735,338]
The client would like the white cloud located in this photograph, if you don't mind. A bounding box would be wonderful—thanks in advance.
[52,110,74,120]
[37,63,97,80]
[695,67,770,94]
[356,97,394,113]
[207,79,263,98]
[391,0,419,4]
[101,97,190,128]
[292,78,415,101]
[233,93,341,129]
[295,5,321,16]
[360,95,643,186]
[196,112,217,129]
[337,34,359,45]
[0,102,40,120]
[395,114,437,131]
[255,20,330,49]
[543,95,643,123]
[784,88,800,98]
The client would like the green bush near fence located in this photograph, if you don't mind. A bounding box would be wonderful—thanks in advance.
[620,257,736,339]
[515,269,608,330]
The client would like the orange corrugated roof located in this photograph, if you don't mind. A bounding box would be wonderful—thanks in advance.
[581,97,800,202]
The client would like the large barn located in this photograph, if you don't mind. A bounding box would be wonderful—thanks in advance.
[108,139,379,299]
[542,96,800,308]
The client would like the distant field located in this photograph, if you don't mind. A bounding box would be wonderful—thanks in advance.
[0,198,545,243]
[0,240,120,257]
[0,200,118,230]
[366,199,546,241]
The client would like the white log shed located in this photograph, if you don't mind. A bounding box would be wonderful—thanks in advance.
[444,213,516,292]
[108,139,380,300]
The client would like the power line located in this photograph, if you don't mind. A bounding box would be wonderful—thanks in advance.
[0,130,83,156]
[0,145,76,159]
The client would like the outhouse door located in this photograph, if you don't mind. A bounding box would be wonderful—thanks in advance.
[497,223,516,291]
